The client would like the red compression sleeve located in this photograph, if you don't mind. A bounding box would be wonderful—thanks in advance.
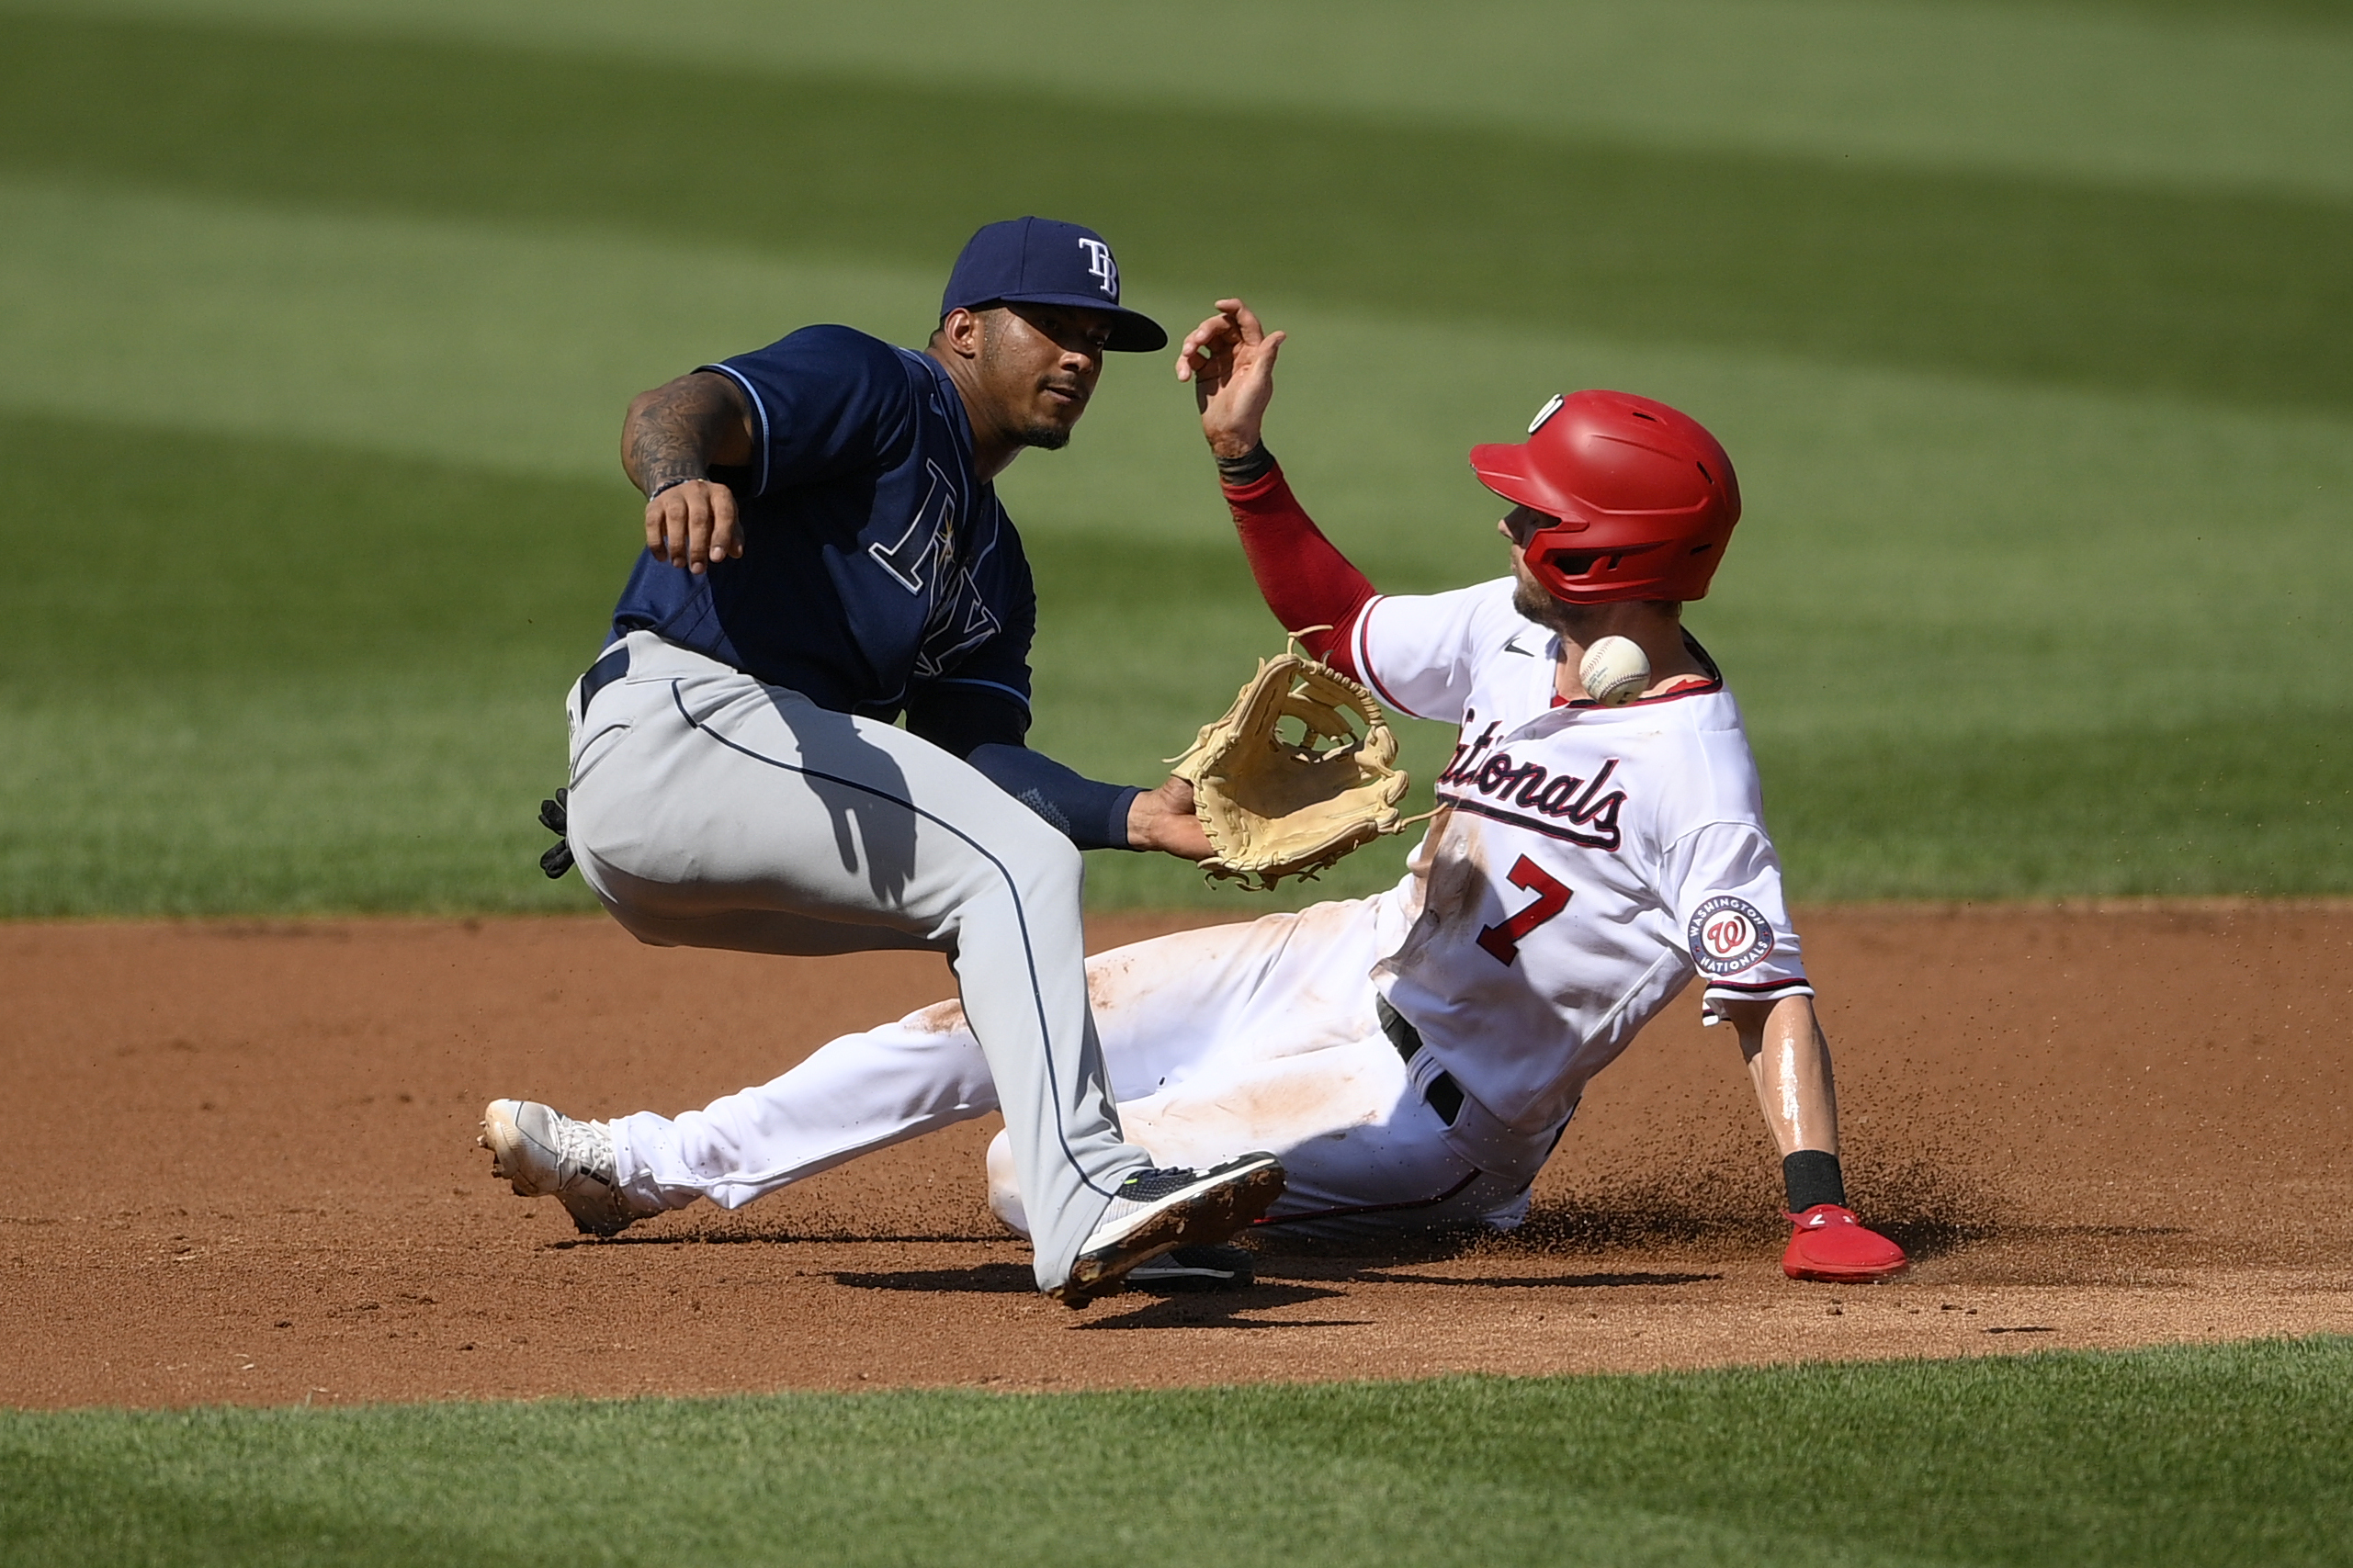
[1220,462,1377,677]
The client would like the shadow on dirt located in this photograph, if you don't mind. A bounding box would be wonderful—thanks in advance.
[551,1226,1006,1248]
[831,1262,1038,1293]
[1345,1269,1721,1290]
[1073,1283,1360,1330]
[1498,1145,2006,1262]
[825,1266,1357,1328]
[543,1149,2014,1265]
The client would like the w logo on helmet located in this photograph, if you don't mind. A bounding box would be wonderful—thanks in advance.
[1077,237,1118,298]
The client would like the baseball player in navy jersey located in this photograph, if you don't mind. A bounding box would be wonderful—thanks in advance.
[479,220,1284,1307]
[489,290,1906,1291]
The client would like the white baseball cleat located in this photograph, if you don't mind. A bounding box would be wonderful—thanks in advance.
[479,1098,639,1237]
[1051,1153,1285,1307]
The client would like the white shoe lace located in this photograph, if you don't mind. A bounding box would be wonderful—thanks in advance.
[550,1113,616,1187]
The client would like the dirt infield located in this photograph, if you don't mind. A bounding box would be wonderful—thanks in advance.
[3,904,2347,1408]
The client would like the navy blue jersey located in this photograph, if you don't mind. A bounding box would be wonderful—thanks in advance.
[608,325,1035,723]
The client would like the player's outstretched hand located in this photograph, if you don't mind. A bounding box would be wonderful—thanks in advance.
[1126,774,1215,862]
[645,478,742,575]
[1178,299,1286,460]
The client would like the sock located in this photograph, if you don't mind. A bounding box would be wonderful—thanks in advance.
[1783,1149,1847,1213]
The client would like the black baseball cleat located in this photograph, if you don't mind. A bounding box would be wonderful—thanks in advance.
[1049,1153,1285,1307]
[1126,1242,1257,1292]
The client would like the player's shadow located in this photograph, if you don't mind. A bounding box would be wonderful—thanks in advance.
[831,1263,1037,1293]
[1071,1282,1362,1330]
[776,694,922,908]
[1343,1269,1721,1290]
[549,1227,1007,1249]
[828,1265,1358,1326]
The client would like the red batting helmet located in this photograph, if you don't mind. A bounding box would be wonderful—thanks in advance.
[1468,389,1741,604]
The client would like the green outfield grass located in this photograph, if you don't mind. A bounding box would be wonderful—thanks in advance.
[5,10,2347,412]
[32,0,2353,205]
[0,0,2347,912]
[5,1339,2350,1567]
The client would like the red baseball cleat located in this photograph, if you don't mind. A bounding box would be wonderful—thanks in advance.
[1782,1203,1908,1283]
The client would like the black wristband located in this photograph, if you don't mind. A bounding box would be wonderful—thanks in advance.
[1107,784,1145,851]
[1215,443,1276,485]
[1782,1149,1848,1213]
[646,474,703,501]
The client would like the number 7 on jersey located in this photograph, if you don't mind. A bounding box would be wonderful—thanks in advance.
[1476,855,1571,965]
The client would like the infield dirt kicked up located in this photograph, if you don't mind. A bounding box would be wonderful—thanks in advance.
[3,904,2347,1408]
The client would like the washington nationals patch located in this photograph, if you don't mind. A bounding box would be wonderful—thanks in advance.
[1689,895,1774,976]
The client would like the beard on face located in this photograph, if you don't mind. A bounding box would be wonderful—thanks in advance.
[1510,559,1580,633]
[1013,418,1072,451]
[1511,557,1679,636]
[1510,559,1640,641]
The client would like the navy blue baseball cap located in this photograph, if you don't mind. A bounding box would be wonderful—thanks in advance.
[941,217,1168,353]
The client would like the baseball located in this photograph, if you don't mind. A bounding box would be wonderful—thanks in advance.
[1579,636,1651,705]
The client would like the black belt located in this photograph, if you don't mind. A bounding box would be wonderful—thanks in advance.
[1377,996,1464,1126]
[577,642,631,716]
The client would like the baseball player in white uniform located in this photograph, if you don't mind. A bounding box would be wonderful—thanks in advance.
[493,298,1905,1290]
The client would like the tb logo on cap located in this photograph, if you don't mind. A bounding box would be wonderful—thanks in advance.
[1077,237,1118,297]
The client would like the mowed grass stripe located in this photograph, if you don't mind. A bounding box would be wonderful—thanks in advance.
[1758,716,2353,899]
[0,180,949,487]
[3,1342,2350,1568]
[0,413,627,914]
[7,178,2348,649]
[2,13,2347,413]
[1972,0,2350,26]
[6,178,2347,683]
[38,0,2353,204]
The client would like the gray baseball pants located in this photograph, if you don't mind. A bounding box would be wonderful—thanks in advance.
[561,630,1148,1290]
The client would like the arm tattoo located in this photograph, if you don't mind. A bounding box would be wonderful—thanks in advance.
[624,374,751,496]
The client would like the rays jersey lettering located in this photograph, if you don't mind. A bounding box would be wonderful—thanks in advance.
[865,459,956,593]
[866,459,1007,680]
[1356,579,1814,1139]
[607,325,1033,720]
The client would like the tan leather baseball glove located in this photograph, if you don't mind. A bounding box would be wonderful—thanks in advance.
[1169,644,1409,891]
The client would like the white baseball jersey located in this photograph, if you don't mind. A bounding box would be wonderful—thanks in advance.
[1352,579,1813,1143]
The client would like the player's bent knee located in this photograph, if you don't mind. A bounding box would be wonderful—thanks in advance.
[990,803,1082,874]
[945,809,1084,910]
[1018,834,1085,902]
